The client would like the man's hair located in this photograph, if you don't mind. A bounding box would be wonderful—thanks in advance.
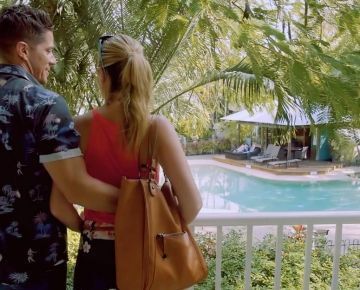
[0,5,53,56]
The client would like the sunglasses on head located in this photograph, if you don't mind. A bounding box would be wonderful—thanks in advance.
[98,35,114,68]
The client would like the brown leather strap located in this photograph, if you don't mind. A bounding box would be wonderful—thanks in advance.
[149,116,159,179]
[138,116,159,180]
[149,116,158,160]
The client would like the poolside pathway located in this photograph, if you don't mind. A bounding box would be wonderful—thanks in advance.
[190,158,352,182]
[213,154,344,176]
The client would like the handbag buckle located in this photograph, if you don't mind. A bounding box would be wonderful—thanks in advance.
[149,180,158,196]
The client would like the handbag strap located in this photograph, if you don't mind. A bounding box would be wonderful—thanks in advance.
[138,116,158,181]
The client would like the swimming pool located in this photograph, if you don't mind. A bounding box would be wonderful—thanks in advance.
[191,164,360,213]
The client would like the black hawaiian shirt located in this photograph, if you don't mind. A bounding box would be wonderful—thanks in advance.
[0,64,82,286]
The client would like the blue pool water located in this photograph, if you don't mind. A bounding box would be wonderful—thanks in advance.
[190,165,360,213]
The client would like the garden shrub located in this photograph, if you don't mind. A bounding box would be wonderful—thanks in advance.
[195,229,360,290]
[184,139,232,155]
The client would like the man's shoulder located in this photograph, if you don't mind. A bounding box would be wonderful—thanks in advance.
[26,84,60,99]
[19,83,65,110]
[1,76,61,101]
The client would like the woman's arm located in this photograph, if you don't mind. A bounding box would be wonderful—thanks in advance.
[50,185,83,232]
[154,117,202,224]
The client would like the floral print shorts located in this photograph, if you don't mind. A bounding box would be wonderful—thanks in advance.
[73,220,117,290]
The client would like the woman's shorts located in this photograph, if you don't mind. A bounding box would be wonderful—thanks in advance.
[73,220,116,290]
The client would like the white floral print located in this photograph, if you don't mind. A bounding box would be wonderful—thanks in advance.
[82,241,91,253]
[9,272,29,284]
[6,221,22,238]
[0,129,12,150]
[27,248,36,263]
[0,105,13,124]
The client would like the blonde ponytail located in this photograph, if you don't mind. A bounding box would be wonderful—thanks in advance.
[101,34,153,152]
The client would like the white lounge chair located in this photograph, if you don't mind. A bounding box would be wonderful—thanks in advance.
[253,146,281,163]
[250,144,274,161]
[294,146,308,160]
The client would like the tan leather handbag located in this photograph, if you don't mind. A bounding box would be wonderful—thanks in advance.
[114,119,208,290]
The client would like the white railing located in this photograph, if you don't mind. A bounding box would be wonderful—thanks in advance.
[190,211,360,290]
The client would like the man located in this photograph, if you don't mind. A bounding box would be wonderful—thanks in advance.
[0,5,119,290]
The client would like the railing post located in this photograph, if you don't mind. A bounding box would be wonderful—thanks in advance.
[274,225,284,289]
[303,224,313,290]
[244,225,253,290]
[331,223,343,290]
[187,225,195,290]
[215,226,223,290]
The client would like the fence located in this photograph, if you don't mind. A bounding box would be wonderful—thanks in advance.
[325,239,360,254]
[190,211,360,290]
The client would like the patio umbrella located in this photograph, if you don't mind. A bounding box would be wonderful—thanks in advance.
[221,107,315,126]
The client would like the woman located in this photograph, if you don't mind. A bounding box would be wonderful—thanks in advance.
[50,34,202,290]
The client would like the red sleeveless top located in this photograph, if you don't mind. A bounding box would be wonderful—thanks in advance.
[83,110,139,224]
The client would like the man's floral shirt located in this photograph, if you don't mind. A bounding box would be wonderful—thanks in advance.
[0,65,82,286]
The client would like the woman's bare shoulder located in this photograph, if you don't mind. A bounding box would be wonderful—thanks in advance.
[152,115,180,149]
[153,115,174,132]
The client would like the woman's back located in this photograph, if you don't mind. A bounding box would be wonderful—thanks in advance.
[78,109,139,224]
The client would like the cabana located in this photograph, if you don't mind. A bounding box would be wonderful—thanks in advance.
[221,107,330,162]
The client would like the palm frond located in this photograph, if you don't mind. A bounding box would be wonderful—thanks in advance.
[153,62,272,113]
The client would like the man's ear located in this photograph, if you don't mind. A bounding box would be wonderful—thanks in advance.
[16,41,30,62]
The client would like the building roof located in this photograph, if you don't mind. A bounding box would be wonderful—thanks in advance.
[221,107,325,127]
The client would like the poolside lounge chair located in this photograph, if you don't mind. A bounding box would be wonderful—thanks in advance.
[250,144,274,161]
[267,159,302,168]
[253,145,281,163]
[225,145,261,160]
[294,146,309,160]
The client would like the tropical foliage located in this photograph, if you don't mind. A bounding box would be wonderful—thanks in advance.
[331,129,360,164]
[195,229,360,290]
[0,0,359,138]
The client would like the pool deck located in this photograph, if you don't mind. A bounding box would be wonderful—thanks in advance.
[213,154,345,176]
[189,156,357,182]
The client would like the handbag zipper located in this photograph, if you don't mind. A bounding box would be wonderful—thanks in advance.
[156,232,186,259]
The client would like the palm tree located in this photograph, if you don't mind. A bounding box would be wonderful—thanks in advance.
[5,0,359,137]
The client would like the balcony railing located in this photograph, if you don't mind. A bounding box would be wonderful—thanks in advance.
[190,211,360,290]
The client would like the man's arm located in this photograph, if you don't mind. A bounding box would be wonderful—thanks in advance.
[50,185,83,232]
[30,90,118,213]
[44,156,118,213]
